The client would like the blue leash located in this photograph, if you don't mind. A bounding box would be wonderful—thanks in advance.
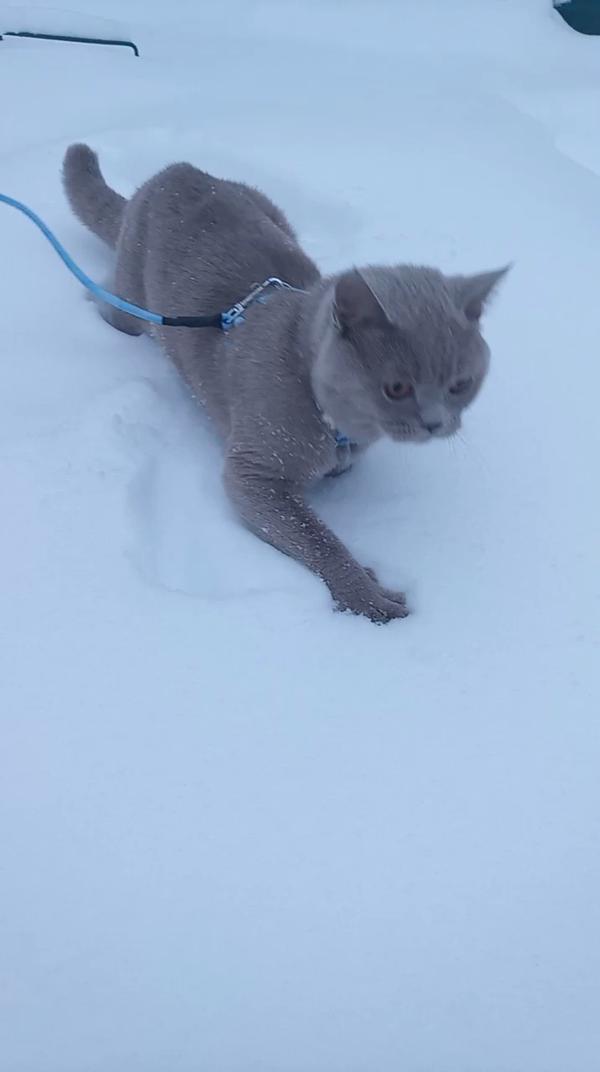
[0,192,301,330]
[0,192,351,447]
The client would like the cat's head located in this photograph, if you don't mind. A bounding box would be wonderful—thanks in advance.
[312,264,508,444]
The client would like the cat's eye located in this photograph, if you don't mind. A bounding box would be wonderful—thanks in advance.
[384,382,413,401]
[449,377,473,395]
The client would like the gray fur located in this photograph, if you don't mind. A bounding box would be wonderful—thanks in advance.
[63,144,507,622]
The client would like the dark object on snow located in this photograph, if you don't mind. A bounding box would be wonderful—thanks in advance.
[554,0,600,35]
[0,30,139,55]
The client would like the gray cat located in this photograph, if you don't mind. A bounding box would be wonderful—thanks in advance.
[63,144,507,622]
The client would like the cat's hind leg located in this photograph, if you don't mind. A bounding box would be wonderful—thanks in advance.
[93,288,146,336]
[90,256,147,337]
[92,218,149,336]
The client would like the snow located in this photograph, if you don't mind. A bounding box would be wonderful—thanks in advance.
[1,1,600,1068]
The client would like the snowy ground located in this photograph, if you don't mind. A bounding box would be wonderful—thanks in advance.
[2,1,600,1069]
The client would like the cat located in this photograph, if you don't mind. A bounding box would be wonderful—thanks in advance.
[63,144,507,623]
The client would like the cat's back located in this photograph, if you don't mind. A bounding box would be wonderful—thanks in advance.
[136,162,292,253]
[136,162,319,310]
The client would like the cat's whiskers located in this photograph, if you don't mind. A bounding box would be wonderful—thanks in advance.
[446,434,459,460]
[452,428,493,480]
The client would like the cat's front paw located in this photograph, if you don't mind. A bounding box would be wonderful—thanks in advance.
[364,567,409,610]
[332,571,409,624]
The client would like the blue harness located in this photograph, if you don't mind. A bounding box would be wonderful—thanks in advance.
[0,192,351,448]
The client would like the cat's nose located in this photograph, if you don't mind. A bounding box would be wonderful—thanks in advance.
[424,420,443,433]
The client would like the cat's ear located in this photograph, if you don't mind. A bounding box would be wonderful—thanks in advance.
[449,266,510,323]
[333,269,391,334]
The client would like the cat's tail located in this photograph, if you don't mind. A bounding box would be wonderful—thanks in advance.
[62,144,126,248]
